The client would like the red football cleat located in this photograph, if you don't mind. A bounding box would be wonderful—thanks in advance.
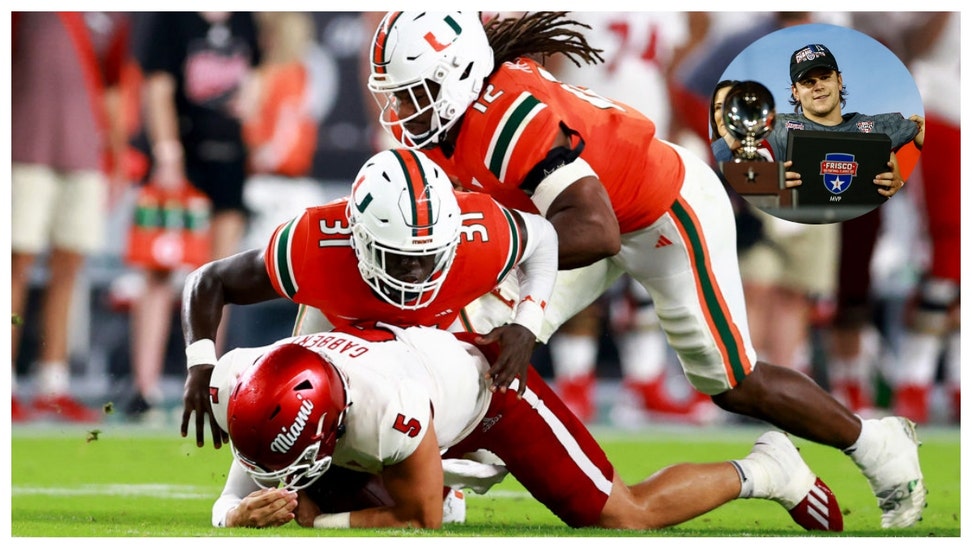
[745,431,843,532]
[555,373,596,423]
[31,394,102,423]
[893,384,930,425]
[12,395,33,423]
[788,477,844,532]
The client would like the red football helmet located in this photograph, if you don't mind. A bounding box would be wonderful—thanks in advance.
[227,343,349,491]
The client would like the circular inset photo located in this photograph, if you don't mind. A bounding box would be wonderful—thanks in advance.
[710,23,924,224]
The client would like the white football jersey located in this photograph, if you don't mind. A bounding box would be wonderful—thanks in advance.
[210,325,492,474]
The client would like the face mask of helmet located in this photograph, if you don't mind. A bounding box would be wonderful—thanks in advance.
[352,223,458,309]
[368,11,494,149]
[234,436,333,491]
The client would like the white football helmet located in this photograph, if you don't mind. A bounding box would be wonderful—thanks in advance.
[347,149,461,309]
[368,11,494,149]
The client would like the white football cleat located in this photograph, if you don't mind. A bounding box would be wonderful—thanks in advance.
[442,488,466,524]
[746,431,843,531]
[852,417,927,528]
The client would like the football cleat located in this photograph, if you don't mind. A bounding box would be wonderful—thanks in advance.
[855,417,927,528]
[442,488,466,524]
[746,431,843,532]
[31,394,101,423]
[788,477,843,532]
[12,395,33,423]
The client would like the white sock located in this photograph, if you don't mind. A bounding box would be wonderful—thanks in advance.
[549,334,597,379]
[143,386,165,406]
[731,457,770,500]
[944,330,960,386]
[829,353,868,386]
[895,332,942,386]
[37,362,70,397]
[843,417,878,468]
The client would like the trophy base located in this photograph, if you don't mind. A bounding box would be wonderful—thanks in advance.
[719,161,793,209]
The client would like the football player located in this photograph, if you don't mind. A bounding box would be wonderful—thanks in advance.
[180,148,558,449]
[365,11,924,528]
[209,323,842,531]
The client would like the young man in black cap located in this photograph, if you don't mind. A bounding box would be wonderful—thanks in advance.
[713,43,923,198]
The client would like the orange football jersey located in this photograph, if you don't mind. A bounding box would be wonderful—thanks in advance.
[264,192,524,330]
[424,57,686,234]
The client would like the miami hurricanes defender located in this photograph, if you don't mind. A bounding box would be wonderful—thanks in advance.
[367,11,925,529]
[180,148,558,450]
[209,323,843,531]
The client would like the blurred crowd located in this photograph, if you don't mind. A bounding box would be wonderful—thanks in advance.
[9,11,959,427]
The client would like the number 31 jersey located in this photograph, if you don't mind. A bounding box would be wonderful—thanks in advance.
[264,192,525,330]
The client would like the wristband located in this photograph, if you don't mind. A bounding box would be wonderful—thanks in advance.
[313,512,351,529]
[512,298,545,339]
[186,338,217,369]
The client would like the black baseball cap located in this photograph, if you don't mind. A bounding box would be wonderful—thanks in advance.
[790,44,840,83]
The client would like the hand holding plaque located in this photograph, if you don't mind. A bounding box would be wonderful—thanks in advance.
[723,81,775,162]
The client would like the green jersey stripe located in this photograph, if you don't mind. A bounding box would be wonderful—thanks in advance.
[671,200,747,382]
[272,218,300,299]
[496,207,521,283]
[485,92,546,182]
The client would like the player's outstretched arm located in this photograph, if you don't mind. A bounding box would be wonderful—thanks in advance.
[479,209,557,396]
[181,248,280,448]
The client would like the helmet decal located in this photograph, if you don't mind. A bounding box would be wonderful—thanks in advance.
[269,396,315,454]
[367,12,494,150]
[423,14,463,52]
[393,149,435,239]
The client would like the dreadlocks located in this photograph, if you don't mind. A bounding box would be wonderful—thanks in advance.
[483,12,604,70]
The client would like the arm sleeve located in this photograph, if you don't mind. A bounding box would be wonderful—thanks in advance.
[264,212,308,301]
[887,113,920,150]
[510,210,558,337]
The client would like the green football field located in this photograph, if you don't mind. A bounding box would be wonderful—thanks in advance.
[9,421,961,537]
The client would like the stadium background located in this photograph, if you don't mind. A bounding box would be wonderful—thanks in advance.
[10,11,957,425]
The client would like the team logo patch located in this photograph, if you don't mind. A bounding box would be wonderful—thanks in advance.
[856,120,875,133]
[786,120,806,131]
[819,153,858,195]
[506,60,532,72]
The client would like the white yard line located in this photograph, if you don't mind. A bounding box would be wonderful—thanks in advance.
[10,483,533,500]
